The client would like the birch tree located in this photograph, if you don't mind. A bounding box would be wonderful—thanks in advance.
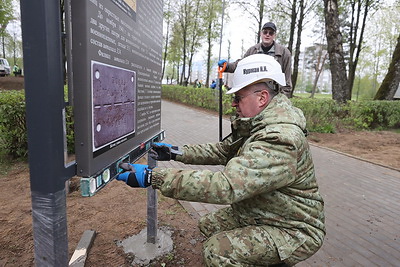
[202,0,223,87]
[233,0,266,44]
[167,21,184,84]
[311,45,328,98]
[271,0,318,94]
[162,0,174,81]
[0,0,14,58]
[185,0,203,86]
[346,0,379,97]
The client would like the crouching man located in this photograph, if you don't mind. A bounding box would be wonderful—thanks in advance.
[116,54,325,266]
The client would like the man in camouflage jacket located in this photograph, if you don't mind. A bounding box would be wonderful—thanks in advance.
[117,54,325,266]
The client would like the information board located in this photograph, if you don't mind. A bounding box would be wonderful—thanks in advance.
[70,0,163,178]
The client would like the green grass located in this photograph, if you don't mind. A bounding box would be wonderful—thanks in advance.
[293,92,332,99]
[293,92,377,101]
[0,149,12,175]
[0,151,26,176]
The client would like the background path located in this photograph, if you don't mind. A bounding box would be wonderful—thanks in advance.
[157,100,400,266]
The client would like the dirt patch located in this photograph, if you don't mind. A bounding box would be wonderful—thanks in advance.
[0,76,24,90]
[0,161,205,267]
[308,130,400,170]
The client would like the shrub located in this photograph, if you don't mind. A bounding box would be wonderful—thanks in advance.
[1,85,399,160]
[0,90,28,158]
[0,89,75,160]
[291,98,342,133]
[65,105,75,154]
[162,84,234,115]
[346,100,400,130]
[162,85,400,133]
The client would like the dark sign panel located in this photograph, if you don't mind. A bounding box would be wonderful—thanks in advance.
[70,0,163,177]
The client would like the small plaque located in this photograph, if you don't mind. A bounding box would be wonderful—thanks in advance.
[92,61,136,151]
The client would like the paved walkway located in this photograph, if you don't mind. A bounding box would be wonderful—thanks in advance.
[157,100,400,266]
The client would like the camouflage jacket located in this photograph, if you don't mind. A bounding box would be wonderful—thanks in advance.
[153,94,325,260]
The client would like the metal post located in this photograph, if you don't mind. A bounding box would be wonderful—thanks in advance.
[218,0,226,141]
[147,154,157,243]
[20,0,75,265]
[31,190,69,266]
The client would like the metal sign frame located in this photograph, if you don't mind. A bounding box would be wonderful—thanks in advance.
[21,0,164,265]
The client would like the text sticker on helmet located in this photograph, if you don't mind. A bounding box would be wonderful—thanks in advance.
[243,66,269,74]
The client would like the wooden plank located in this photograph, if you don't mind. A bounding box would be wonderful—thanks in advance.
[69,230,96,267]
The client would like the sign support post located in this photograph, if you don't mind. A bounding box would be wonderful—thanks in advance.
[147,154,157,243]
[20,0,76,265]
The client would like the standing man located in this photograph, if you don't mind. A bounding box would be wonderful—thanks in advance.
[13,64,21,76]
[116,54,325,266]
[220,22,293,98]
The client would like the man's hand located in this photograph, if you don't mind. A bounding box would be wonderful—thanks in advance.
[116,163,152,188]
[149,142,182,161]
[218,59,227,67]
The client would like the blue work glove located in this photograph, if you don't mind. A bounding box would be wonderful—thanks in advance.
[149,142,182,161]
[116,163,152,188]
[218,59,227,67]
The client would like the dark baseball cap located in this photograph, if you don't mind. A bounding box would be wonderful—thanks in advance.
[262,22,277,32]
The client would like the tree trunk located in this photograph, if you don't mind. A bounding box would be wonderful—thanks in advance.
[179,1,189,86]
[176,63,180,85]
[206,28,212,88]
[238,0,265,44]
[311,52,328,98]
[324,0,350,103]
[162,19,170,81]
[374,34,400,100]
[1,32,5,58]
[288,0,297,54]
[256,0,265,44]
[185,0,201,87]
[348,0,370,97]
[291,0,305,96]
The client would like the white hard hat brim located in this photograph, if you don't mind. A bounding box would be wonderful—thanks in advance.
[226,73,286,94]
[226,54,287,95]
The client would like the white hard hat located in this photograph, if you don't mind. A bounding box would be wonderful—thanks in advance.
[226,54,286,94]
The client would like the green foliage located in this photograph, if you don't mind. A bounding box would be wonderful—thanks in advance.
[65,105,74,154]
[0,90,27,158]
[162,84,234,115]
[346,101,400,130]
[0,89,75,160]
[291,98,342,133]
[1,85,399,160]
[352,75,379,101]
[293,93,332,99]
[292,98,400,131]
[0,0,14,30]
[163,85,400,133]
[64,85,75,154]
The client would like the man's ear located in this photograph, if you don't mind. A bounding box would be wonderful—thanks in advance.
[259,90,270,107]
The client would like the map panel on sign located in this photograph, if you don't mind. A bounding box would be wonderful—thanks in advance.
[92,61,136,151]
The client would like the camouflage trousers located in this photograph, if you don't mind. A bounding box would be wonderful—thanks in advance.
[198,206,284,266]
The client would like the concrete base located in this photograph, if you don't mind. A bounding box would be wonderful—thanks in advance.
[117,227,173,266]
